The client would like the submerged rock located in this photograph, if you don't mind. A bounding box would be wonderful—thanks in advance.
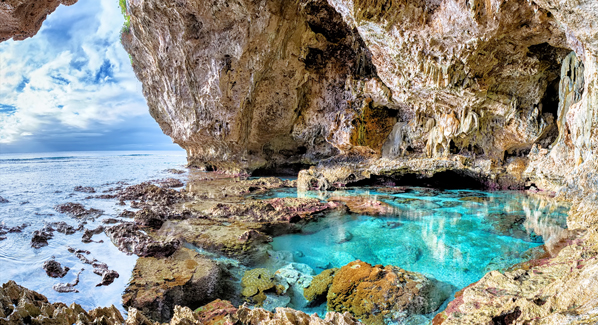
[31,228,53,249]
[241,268,276,306]
[327,261,453,325]
[74,186,96,193]
[0,196,8,203]
[43,259,70,278]
[123,247,221,322]
[81,225,105,243]
[54,202,103,220]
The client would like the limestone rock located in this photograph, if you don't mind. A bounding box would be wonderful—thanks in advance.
[195,299,238,325]
[327,260,453,325]
[123,247,221,322]
[42,259,69,278]
[122,0,384,172]
[0,280,124,324]
[0,0,78,42]
[236,305,362,325]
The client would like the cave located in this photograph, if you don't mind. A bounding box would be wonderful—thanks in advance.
[348,170,485,190]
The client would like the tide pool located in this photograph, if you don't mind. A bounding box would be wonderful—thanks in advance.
[259,187,570,308]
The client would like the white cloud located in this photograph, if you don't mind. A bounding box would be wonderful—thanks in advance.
[0,0,148,145]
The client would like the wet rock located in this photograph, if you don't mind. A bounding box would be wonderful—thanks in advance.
[67,246,90,255]
[54,202,103,220]
[166,219,271,263]
[119,209,136,218]
[304,268,338,306]
[7,223,28,233]
[134,207,165,229]
[376,187,410,194]
[43,259,70,278]
[123,247,221,322]
[74,186,96,193]
[0,196,8,203]
[328,196,395,216]
[93,266,119,287]
[102,218,120,224]
[82,225,105,243]
[117,182,187,206]
[206,197,336,235]
[31,228,54,249]
[327,260,453,325]
[165,169,185,175]
[262,293,292,311]
[152,178,184,188]
[50,221,81,235]
[105,222,180,258]
[52,269,83,293]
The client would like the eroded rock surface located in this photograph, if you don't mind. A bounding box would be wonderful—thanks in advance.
[0,0,78,42]
[326,260,453,325]
[123,247,222,322]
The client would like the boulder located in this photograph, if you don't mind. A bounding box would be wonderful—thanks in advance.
[123,247,221,322]
[327,261,453,325]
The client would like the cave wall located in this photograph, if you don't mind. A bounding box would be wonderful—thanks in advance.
[121,0,397,172]
[121,0,598,186]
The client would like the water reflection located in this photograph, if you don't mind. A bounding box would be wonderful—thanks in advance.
[264,187,570,290]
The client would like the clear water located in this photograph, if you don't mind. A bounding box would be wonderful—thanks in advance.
[259,187,570,305]
[0,151,187,313]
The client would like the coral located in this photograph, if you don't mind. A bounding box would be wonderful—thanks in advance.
[327,260,453,325]
[304,268,338,305]
[241,268,276,306]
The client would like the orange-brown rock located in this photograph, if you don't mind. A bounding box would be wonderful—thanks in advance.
[328,196,394,216]
[194,299,238,325]
[327,260,452,325]
[122,247,221,322]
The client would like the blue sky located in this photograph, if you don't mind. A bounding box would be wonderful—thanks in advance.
[0,0,182,153]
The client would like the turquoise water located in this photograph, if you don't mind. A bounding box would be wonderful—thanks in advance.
[262,187,570,293]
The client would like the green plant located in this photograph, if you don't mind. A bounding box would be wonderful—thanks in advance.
[119,0,131,34]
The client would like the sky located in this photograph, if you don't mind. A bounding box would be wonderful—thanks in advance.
[0,0,182,153]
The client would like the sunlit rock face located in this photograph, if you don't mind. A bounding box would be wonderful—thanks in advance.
[122,0,394,172]
[0,0,78,42]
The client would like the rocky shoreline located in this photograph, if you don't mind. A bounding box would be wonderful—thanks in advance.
[0,172,585,325]
[3,0,598,323]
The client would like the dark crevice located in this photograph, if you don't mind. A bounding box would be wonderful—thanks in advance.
[347,170,486,190]
[252,163,313,177]
[491,307,522,325]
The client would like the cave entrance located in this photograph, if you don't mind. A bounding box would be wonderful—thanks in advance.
[527,43,573,148]
[347,170,485,190]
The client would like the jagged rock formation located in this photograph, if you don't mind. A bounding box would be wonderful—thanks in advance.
[0,0,78,42]
[121,0,594,184]
[121,0,388,172]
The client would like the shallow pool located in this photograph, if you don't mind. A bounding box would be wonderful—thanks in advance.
[257,187,570,312]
